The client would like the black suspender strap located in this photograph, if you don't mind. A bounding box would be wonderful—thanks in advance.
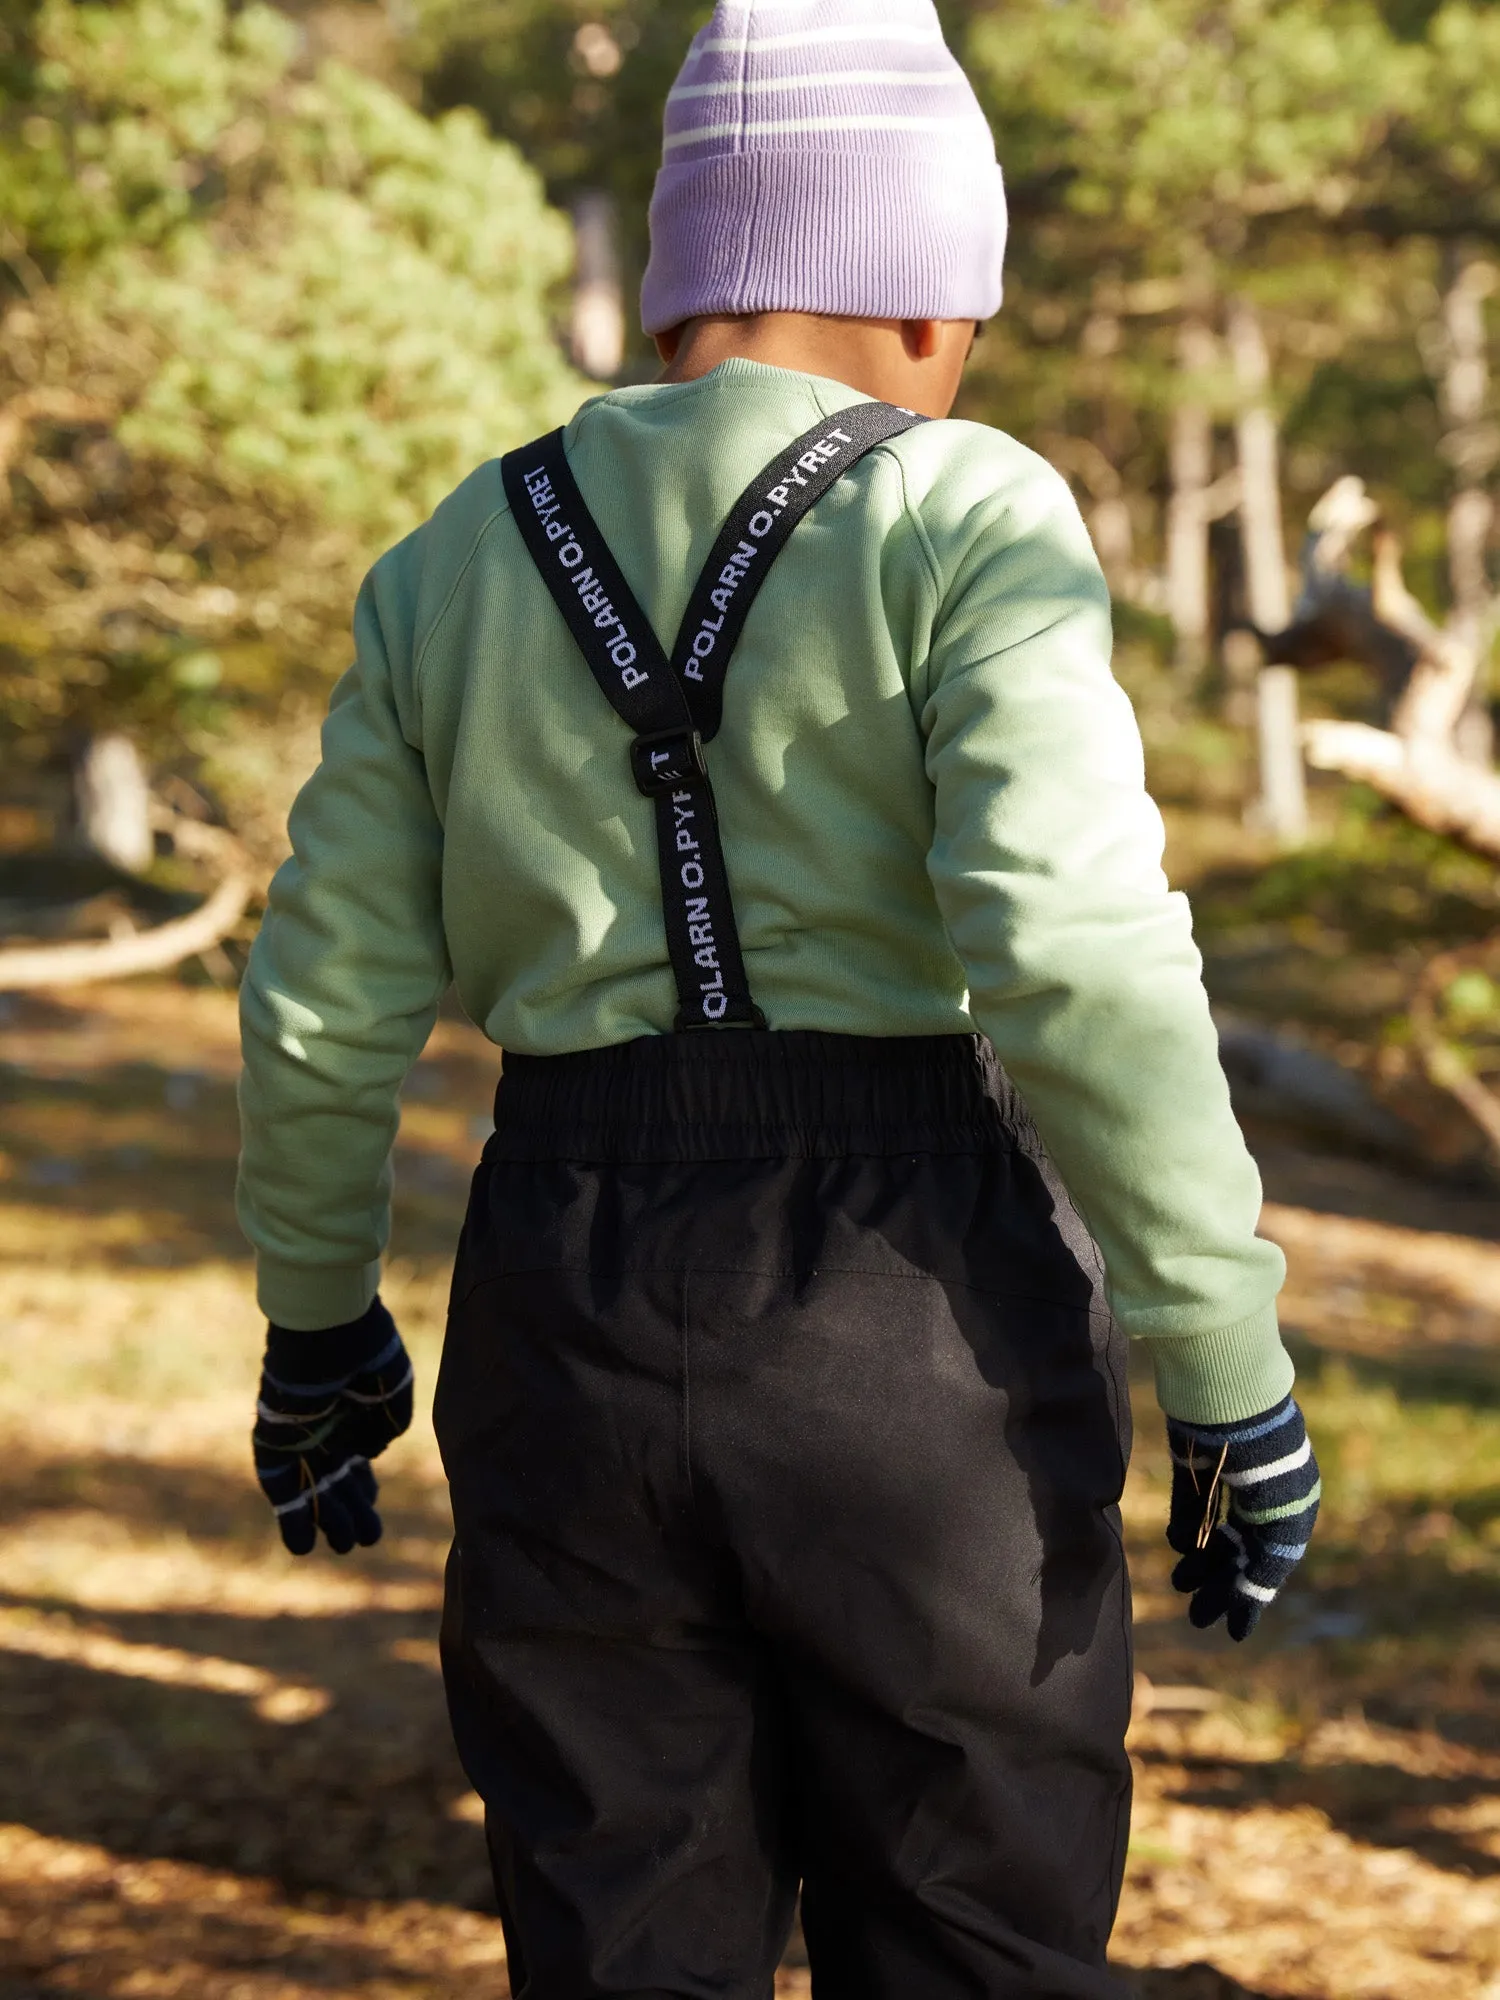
[503,431,760,1031]
[501,400,926,1030]
[669,399,926,740]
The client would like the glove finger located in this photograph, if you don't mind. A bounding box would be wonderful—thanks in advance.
[1188,1570,1239,1630]
[1171,1526,1238,1597]
[315,1486,358,1555]
[255,1449,322,1558]
[276,1493,319,1557]
[1171,1548,1210,1595]
[1225,1592,1262,1642]
[316,1458,384,1554]
[1166,1468,1215,1558]
[343,1460,384,1547]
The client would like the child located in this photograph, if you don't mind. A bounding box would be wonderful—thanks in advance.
[242,3,1320,1993]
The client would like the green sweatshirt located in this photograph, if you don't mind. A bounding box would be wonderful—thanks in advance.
[238,357,1290,1424]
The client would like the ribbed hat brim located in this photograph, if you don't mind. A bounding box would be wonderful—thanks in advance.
[641,0,1007,332]
[642,149,1007,334]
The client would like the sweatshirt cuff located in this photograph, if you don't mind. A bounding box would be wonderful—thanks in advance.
[255,1255,382,1333]
[1148,1305,1295,1425]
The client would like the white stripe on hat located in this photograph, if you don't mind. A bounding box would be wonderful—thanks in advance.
[641,0,1007,333]
[669,68,965,102]
[711,0,934,10]
[664,113,985,150]
[694,25,943,55]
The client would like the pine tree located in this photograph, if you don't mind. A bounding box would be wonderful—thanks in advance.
[0,0,585,764]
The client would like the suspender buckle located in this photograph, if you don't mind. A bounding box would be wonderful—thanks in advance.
[631,727,707,796]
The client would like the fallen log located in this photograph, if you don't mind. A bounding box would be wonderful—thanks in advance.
[1260,1200,1500,1317]
[1215,1011,1417,1156]
[0,814,255,991]
[1302,718,1500,859]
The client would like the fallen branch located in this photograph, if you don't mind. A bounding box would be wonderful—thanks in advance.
[1302,718,1500,859]
[1216,1009,1417,1156]
[0,869,252,991]
[0,815,256,991]
[1132,1673,1222,1724]
[1261,1200,1500,1318]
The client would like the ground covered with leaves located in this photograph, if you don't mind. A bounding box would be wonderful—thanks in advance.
[0,981,1497,1999]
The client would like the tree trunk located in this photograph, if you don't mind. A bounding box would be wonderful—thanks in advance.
[570,191,625,382]
[70,731,153,875]
[1166,313,1216,685]
[1438,243,1496,763]
[1228,296,1307,845]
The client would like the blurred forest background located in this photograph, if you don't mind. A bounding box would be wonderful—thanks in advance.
[4,4,1500,1997]
[11,0,1500,1133]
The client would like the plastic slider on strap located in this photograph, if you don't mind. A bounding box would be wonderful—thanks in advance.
[631,728,707,797]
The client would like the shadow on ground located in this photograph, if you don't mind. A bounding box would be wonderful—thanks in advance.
[0,1590,489,1907]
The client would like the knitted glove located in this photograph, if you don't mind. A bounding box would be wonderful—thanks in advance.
[1165,1394,1321,1640]
[252,1297,414,1556]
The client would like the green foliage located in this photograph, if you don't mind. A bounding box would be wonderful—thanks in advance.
[968,0,1410,239]
[1440,966,1500,1022]
[9,0,1500,798]
[411,0,710,351]
[320,0,1500,587]
[104,59,581,543]
[0,0,585,756]
[1197,788,1500,947]
[939,0,1500,643]
[1,0,297,266]
[1297,1353,1500,1602]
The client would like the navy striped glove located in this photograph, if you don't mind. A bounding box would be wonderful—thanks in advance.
[252,1298,414,1556]
[1165,1395,1321,1640]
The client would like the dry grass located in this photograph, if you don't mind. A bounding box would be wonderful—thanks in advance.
[1,981,1498,1999]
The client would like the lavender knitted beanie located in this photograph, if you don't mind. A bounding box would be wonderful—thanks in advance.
[640,0,1007,336]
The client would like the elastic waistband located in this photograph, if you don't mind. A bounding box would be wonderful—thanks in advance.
[487,1031,1037,1163]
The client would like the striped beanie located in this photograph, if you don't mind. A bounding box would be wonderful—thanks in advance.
[640,0,1007,336]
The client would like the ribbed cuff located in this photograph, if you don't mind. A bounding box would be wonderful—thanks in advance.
[1148,1306,1295,1425]
[255,1255,382,1334]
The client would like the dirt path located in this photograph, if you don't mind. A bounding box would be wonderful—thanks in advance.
[1,984,1497,1999]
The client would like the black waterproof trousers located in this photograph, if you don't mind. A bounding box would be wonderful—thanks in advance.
[436,1031,1134,2000]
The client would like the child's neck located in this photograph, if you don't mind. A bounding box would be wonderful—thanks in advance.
[655,313,972,420]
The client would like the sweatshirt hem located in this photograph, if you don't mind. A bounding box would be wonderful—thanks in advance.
[256,1257,382,1333]
[1147,1306,1294,1425]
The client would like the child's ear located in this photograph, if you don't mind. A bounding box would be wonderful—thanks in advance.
[902,319,943,361]
[654,325,684,364]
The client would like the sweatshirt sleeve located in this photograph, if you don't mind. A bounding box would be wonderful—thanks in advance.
[915,443,1291,1424]
[237,537,451,1331]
